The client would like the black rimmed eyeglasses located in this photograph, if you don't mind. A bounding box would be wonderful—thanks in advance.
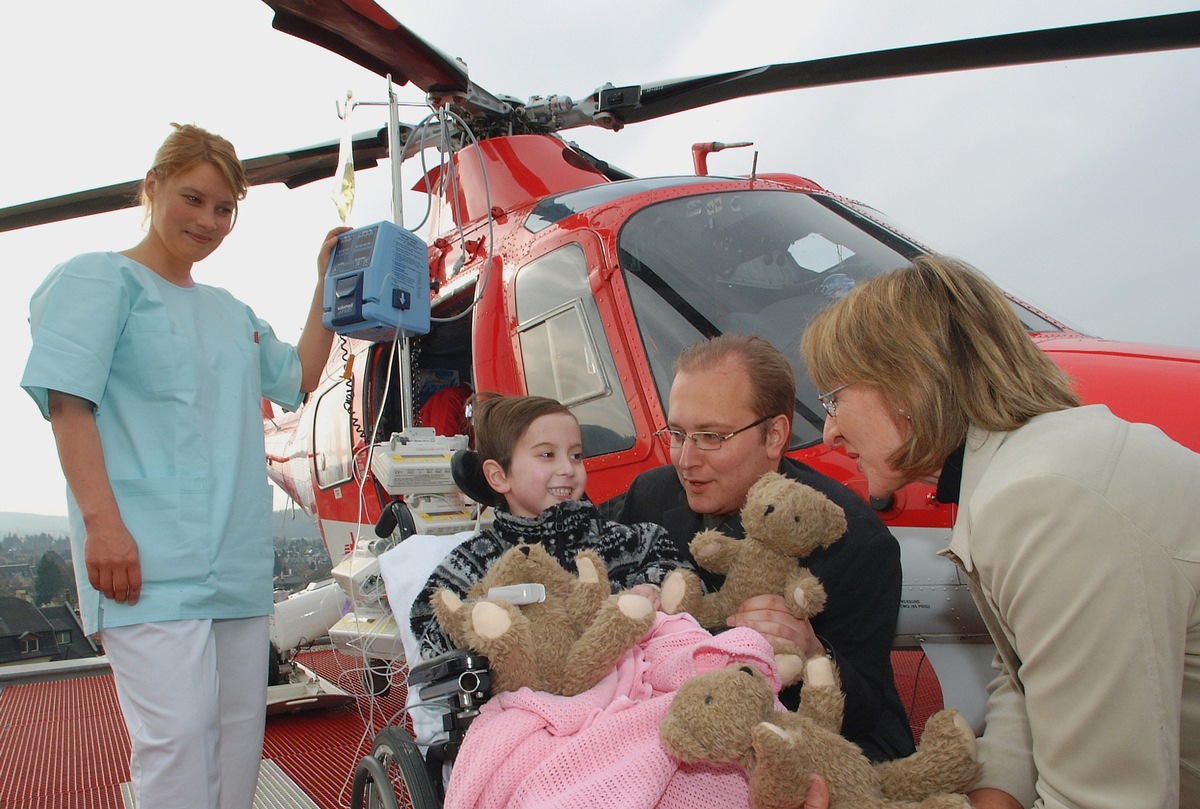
[653,415,773,451]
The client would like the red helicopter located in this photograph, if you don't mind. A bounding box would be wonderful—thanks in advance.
[255,1,1200,721]
[5,1,1200,726]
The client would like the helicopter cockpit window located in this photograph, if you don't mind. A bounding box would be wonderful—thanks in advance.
[617,189,915,445]
[515,243,636,457]
[313,384,354,489]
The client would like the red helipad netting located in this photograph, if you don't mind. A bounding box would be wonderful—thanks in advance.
[892,648,945,742]
[0,648,411,809]
[0,650,941,808]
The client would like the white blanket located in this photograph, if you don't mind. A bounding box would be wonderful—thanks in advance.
[378,529,476,746]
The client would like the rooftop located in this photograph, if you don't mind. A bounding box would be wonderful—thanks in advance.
[0,649,941,808]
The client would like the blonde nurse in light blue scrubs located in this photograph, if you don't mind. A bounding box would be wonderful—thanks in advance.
[22,123,346,809]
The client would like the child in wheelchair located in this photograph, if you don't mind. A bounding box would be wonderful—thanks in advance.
[408,395,691,662]
[364,395,697,806]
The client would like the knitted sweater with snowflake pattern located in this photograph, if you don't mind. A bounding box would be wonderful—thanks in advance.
[409,499,692,659]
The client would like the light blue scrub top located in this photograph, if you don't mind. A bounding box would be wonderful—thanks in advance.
[21,252,305,634]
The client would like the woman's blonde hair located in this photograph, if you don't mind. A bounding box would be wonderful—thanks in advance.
[800,255,1079,477]
[138,123,248,220]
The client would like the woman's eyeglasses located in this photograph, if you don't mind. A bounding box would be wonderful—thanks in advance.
[817,383,850,418]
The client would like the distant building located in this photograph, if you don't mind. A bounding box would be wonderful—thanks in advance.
[0,596,99,666]
[274,573,309,593]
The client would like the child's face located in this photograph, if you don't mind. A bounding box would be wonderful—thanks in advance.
[487,412,586,518]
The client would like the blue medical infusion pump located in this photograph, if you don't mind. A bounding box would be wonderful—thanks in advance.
[322,221,431,341]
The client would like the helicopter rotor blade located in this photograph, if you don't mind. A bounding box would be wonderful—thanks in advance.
[602,11,1200,126]
[0,127,391,233]
[0,116,467,234]
[263,0,466,92]
[8,9,1198,233]
[261,0,512,116]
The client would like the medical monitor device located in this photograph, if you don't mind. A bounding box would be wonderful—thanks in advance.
[323,220,431,341]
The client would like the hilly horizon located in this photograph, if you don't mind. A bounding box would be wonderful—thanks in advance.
[1,509,322,540]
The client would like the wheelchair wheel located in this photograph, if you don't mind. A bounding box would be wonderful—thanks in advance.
[351,726,441,809]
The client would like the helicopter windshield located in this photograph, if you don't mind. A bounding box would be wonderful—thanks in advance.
[617,189,1065,447]
[617,190,913,447]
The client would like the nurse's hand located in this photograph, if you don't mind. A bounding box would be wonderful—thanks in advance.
[317,226,351,280]
[85,518,142,604]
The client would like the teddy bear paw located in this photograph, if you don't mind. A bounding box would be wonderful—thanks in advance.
[949,711,977,756]
[758,721,790,740]
[751,721,802,766]
[691,536,719,562]
[786,573,827,620]
[615,592,655,621]
[471,600,513,640]
[804,654,835,688]
[776,653,805,687]
[922,708,978,757]
[660,570,687,614]
[576,554,600,584]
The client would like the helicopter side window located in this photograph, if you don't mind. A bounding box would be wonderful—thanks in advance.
[312,384,354,489]
[515,243,636,457]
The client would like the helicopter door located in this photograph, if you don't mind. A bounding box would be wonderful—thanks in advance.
[312,382,355,491]
[514,241,636,459]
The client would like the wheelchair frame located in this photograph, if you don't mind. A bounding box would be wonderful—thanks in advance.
[350,649,491,809]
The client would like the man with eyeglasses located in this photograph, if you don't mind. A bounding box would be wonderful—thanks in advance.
[608,334,915,763]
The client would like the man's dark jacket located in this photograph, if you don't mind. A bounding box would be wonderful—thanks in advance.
[609,457,915,762]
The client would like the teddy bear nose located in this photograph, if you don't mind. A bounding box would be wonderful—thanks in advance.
[519,546,531,557]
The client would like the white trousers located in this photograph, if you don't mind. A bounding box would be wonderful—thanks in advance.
[102,616,269,809]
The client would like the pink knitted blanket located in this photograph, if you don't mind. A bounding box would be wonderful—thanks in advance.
[443,612,780,809]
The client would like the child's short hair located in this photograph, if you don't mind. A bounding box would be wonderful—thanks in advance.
[473,395,574,471]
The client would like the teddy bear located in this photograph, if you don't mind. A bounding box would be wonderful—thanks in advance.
[660,471,847,683]
[431,543,655,696]
[660,657,980,809]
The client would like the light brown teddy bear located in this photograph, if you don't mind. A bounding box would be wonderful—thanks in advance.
[660,657,980,809]
[660,471,847,683]
[431,544,655,696]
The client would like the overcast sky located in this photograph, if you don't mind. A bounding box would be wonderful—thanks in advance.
[2,0,1198,517]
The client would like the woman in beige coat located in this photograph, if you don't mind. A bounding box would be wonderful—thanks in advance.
[797,255,1199,809]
